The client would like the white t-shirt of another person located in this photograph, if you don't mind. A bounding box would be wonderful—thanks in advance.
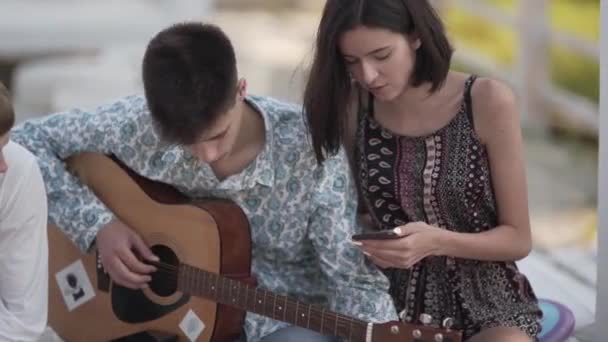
[0,141,48,341]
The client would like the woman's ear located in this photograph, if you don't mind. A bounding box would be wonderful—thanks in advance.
[409,33,421,50]
[413,39,422,50]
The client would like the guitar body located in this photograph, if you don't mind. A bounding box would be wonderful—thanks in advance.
[48,154,252,342]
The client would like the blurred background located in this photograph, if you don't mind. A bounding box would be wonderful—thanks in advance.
[0,0,600,341]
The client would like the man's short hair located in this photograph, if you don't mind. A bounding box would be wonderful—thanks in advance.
[0,82,15,136]
[142,22,238,145]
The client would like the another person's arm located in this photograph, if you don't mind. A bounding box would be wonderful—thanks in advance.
[11,96,157,288]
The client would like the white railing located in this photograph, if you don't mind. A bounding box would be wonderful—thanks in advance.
[445,0,599,135]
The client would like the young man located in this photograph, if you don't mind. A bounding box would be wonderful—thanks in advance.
[0,82,48,341]
[11,23,397,341]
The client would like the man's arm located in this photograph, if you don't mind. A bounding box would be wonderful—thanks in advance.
[0,153,48,341]
[308,149,398,323]
[10,95,148,251]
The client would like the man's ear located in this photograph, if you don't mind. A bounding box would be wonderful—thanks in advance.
[237,78,248,100]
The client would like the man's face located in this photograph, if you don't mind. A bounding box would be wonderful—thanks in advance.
[187,79,247,165]
[188,104,242,164]
[0,133,9,174]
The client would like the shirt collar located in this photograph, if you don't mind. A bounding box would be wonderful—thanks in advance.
[242,95,275,188]
[179,95,276,191]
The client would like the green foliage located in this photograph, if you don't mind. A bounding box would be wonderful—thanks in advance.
[443,0,599,103]
[444,8,515,66]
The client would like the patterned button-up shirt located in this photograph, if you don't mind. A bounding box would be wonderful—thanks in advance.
[12,95,397,341]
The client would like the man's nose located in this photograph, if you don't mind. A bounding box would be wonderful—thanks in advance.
[194,145,221,163]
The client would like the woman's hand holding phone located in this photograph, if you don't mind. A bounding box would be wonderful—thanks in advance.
[351,223,445,269]
[351,229,402,241]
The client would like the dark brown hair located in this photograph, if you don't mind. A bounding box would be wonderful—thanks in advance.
[303,0,453,163]
[143,22,238,145]
[0,82,15,135]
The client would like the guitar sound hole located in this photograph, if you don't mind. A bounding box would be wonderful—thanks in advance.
[149,245,179,297]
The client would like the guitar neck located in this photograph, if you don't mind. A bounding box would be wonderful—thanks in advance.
[178,264,370,340]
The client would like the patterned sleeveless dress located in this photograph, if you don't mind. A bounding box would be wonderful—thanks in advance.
[355,76,542,339]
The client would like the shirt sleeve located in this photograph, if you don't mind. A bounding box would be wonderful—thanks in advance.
[10,95,149,251]
[0,156,48,341]
[307,148,398,323]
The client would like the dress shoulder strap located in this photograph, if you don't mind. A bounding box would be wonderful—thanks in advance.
[463,75,478,128]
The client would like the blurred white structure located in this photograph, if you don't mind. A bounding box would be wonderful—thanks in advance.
[12,46,145,121]
[0,0,214,59]
[8,9,316,123]
[0,0,215,122]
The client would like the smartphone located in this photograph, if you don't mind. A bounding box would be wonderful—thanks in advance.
[352,230,401,241]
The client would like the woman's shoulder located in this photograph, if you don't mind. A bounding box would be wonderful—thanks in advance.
[468,76,519,144]
[470,77,516,110]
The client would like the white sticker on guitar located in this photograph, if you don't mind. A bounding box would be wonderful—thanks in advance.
[55,260,96,311]
[179,309,205,342]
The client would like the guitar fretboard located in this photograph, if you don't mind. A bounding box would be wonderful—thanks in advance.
[177,264,369,340]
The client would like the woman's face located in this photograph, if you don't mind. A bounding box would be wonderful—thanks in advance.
[339,25,420,101]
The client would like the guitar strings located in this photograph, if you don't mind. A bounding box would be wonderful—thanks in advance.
[132,261,451,339]
[148,260,177,271]
[144,260,369,332]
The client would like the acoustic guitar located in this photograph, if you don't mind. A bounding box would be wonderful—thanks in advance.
[48,153,462,342]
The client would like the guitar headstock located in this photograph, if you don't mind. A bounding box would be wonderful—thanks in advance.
[371,315,462,342]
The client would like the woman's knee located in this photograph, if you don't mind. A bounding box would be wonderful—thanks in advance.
[467,326,533,342]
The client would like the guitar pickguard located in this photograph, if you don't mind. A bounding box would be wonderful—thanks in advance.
[111,285,190,324]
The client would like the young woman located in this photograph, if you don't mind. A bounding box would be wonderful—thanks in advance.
[303,1,542,341]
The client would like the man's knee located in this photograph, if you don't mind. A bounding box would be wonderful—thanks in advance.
[260,326,337,342]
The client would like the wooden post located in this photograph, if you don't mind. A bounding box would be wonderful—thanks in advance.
[517,0,549,130]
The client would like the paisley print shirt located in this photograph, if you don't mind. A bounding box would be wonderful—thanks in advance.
[11,94,397,341]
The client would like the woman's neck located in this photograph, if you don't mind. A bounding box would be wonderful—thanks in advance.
[380,81,438,118]
[377,72,459,118]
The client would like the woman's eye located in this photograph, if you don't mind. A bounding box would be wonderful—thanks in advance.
[375,53,391,61]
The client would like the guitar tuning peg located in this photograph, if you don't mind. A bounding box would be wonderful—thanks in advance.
[412,329,422,339]
[442,317,454,330]
[398,309,407,321]
[419,313,433,325]
[390,325,400,335]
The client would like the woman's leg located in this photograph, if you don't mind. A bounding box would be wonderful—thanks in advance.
[466,326,534,342]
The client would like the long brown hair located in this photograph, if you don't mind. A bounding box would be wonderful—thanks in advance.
[303,0,453,163]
